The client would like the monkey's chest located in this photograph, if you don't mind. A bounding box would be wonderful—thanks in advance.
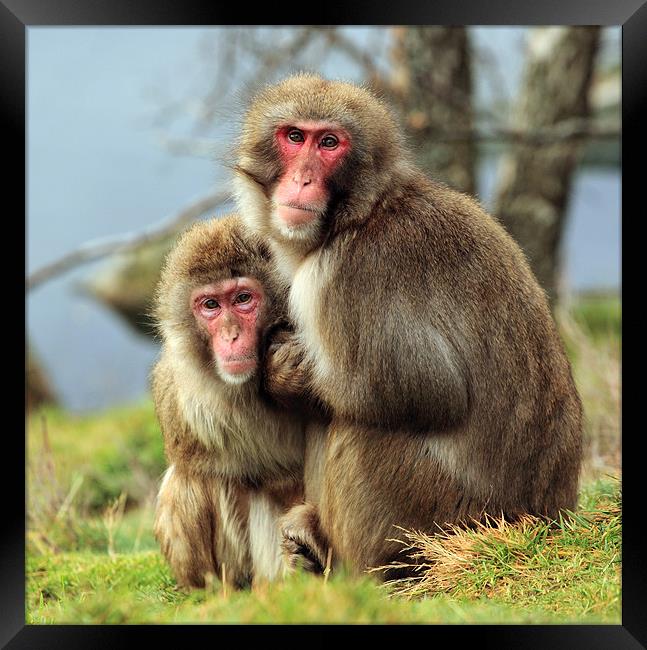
[289,254,333,377]
[179,392,304,480]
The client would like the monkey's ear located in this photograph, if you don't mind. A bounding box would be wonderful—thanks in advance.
[233,164,268,190]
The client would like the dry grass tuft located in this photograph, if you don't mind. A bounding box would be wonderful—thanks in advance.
[374,483,621,617]
[373,516,544,598]
[557,302,620,479]
[27,414,77,555]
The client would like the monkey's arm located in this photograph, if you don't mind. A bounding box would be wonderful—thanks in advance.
[262,327,328,418]
[315,258,470,432]
[266,321,469,433]
[151,357,191,462]
[337,320,468,432]
[263,327,310,403]
[151,361,219,588]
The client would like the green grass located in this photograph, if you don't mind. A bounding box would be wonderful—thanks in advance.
[567,291,620,343]
[27,400,165,513]
[24,542,612,624]
[25,477,621,624]
[557,294,620,479]
[30,551,536,624]
[27,400,163,556]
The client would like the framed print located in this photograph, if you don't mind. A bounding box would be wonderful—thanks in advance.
[9,0,644,646]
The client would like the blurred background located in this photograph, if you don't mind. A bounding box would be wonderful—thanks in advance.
[25,27,620,558]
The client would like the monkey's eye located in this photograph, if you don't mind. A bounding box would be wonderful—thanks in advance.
[234,292,252,305]
[320,134,339,149]
[203,298,220,310]
[287,129,304,143]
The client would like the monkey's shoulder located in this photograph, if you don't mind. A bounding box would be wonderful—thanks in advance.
[151,354,206,454]
[317,176,546,334]
[151,353,186,412]
[381,177,511,251]
[344,177,529,284]
[151,355,177,418]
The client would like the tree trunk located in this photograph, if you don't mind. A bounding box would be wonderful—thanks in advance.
[26,345,57,411]
[493,27,601,304]
[390,27,476,195]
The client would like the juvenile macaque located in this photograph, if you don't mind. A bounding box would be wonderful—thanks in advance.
[233,74,583,576]
[152,215,305,588]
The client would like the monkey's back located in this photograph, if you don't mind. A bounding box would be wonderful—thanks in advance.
[318,170,582,520]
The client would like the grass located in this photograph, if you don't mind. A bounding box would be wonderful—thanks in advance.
[567,290,620,342]
[557,294,620,480]
[29,552,543,624]
[27,401,163,557]
[375,479,621,622]
[25,292,621,624]
[26,478,620,624]
[27,401,165,513]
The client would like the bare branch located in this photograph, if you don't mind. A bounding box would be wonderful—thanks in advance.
[154,132,223,158]
[411,118,619,144]
[244,27,319,91]
[321,29,385,87]
[27,189,230,292]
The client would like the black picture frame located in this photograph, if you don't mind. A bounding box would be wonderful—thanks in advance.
[8,0,643,647]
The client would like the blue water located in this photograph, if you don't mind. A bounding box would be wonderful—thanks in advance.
[26,28,620,411]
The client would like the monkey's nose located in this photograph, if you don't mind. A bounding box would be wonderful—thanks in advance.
[293,171,312,186]
[221,327,240,344]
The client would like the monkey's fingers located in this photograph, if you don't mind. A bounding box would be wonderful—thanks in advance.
[281,535,325,575]
[265,323,297,350]
[264,343,308,404]
[279,503,329,575]
[268,334,304,364]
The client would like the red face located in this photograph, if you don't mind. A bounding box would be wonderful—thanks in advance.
[191,277,265,383]
[273,121,351,228]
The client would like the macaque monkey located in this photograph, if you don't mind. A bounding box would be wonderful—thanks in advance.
[233,74,583,576]
[152,215,305,589]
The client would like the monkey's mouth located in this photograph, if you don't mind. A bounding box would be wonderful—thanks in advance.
[220,355,257,375]
[277,203,321,227]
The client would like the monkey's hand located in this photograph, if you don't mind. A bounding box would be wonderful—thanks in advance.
[280,503,329,576]
[263,329,312,409]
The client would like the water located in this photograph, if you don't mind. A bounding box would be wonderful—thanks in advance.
[26,27,620,412]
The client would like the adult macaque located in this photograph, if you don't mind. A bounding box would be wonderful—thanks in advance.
[152,215,305,589]
[233,74,583,576]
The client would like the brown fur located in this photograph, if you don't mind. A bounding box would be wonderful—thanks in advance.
[152,214,306,588]
[233,74,583,576]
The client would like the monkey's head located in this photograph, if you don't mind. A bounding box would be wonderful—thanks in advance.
[234,73,409,251]
[155,214,285,386]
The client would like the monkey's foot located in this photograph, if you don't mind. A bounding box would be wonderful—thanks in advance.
[280,504,328,575]
[282,535,325,574]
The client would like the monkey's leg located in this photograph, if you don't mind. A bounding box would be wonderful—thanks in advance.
[154,465,219,589]
[319,421,464,578]
[278,420,333,576]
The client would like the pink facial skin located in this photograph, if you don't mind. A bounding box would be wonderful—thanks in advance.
[191,277,265,379]
[274,122,351,227]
